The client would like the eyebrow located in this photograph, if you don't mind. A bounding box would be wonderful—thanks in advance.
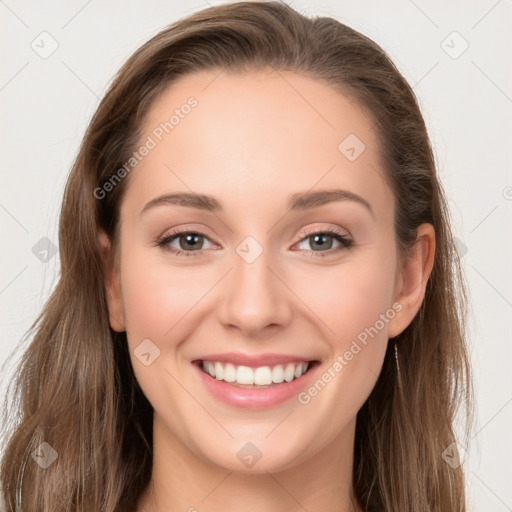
[140,188,374,218]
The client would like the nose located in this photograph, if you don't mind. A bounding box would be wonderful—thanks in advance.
[216,244,293,337]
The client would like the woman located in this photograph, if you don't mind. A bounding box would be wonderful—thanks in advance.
[0,2,473,511]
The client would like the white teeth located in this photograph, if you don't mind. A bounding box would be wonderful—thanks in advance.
[214,362,224,381]
[272,365,284,383]
[201,360,311,385]
[236,365,254,385]
[254,366,272,385]
[284,363,296,382]
[223,363,236,382]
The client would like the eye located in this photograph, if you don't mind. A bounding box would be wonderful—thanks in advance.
[157,230,217,257]
[295,229,353,257]
[157,228,353,258]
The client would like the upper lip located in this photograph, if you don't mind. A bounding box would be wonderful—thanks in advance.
[192,352,318,368]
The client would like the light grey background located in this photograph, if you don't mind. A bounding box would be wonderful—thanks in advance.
[1,1,511,510]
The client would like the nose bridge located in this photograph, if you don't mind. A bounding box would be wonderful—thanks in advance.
[217,235,292,334]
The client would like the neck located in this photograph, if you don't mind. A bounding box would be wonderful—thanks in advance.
[137,413,362,512]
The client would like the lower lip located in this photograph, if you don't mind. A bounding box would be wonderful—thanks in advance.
[193,362,320,410]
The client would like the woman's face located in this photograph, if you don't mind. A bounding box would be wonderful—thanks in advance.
[103,69,429,473]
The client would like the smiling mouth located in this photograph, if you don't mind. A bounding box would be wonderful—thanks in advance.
[193,359,320,388]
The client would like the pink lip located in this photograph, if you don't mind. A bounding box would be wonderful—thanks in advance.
[192,360,320,410]
[192,352,316,368]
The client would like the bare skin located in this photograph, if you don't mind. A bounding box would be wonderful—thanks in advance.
[100,68,435,512]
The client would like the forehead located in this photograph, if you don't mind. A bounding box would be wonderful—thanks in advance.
[142,67,376,158]
[124,68,391,218]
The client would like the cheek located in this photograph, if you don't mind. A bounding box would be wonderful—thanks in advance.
[120,257,210,343]
[299,251,397,343]
[296,247,396,398]
[294,264,395,423]
[118,250,216,410]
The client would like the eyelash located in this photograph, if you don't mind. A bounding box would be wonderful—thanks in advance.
[157,227,353,258]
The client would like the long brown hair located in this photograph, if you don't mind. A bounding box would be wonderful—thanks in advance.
[0,2,473,510]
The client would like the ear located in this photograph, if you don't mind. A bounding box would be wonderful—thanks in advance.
[387,223,436,338]
[98,230,126,332]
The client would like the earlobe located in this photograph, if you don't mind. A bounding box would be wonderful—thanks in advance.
[98,230,126,332]
[388,223,436,338]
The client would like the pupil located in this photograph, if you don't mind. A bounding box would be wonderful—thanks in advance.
[180,233,202,250]
[312,234,332,251]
